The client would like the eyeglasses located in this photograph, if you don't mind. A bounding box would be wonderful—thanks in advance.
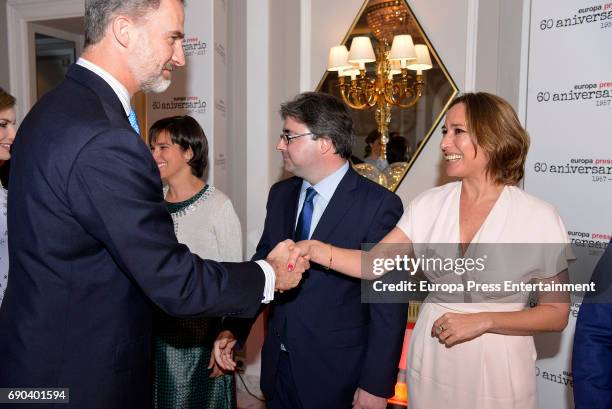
[279,131,315,145]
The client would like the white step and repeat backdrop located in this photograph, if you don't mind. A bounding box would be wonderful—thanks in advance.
[524,1,612,408]
[146,0,228,189]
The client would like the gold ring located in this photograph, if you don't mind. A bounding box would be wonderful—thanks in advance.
[438,324,445,332]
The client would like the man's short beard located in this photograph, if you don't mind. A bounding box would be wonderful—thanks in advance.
[140,75,171,93]
[128,39,172,93]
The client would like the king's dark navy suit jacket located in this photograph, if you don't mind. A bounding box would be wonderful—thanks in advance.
[0,64,264,408]
[573,240,612,409]
[229,169,407,408]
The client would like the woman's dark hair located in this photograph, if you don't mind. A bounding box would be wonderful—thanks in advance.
[148,115,208,178]
[364,129,380,157]
[0,87,16,112]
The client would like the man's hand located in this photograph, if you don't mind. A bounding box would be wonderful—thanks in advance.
[267,239,310,291]
[352,388,387,409]
[209,330,238,373]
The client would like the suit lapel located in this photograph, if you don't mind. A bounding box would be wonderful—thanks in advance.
[285,178,302,240]
[310,167,360,243]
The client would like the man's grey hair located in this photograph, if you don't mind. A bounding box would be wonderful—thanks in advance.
[84,0,185,47]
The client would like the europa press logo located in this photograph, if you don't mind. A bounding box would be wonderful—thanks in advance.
[151,96,207,114]
[532,157,612,183]
[538,3,612,31]
[568,230,611,250]
[183,37,207,58]
[535,81,612,107]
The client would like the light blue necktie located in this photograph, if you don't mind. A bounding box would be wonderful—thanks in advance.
[128,108,141,135]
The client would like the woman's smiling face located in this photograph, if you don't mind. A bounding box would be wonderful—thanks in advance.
[0,107,17,161]
[440,103,489,180]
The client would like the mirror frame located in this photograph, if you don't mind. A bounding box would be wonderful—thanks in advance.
[315,0,459,191]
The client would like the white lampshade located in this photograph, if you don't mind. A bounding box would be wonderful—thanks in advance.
[389,35,416,62]
[388,60,402,76]
[341,65,361,80]
[347,36,376,64]
[327,45,349,71]
[407,44,433,71]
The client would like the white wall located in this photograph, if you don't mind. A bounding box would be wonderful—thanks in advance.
[227,0,302,380]
[0,0,9,89]
[394,0,471,203]
[232,0,301,261]
[475,0,526,110]
[227,0,248,243]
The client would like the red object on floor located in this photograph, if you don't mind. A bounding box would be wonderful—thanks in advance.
[388,322,414,407]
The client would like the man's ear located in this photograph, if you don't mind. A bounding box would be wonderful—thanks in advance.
[111,15,134,48]
[319,137,335,155]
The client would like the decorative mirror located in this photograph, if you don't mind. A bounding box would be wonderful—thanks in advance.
[317,0,458,191]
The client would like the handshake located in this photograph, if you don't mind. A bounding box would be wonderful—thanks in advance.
[266,239,314,292]
[210,239,318,375]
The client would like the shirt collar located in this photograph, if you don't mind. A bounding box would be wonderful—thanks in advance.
[77,58,131,116]
[301,161,350,202]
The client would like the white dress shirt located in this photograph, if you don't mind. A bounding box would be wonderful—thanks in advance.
[75,58,275,303]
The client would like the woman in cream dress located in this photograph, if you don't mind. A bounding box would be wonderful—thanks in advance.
[297,92,571,409]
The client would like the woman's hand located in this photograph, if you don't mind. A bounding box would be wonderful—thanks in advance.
[431,312,491,347]
[208,360,228,378]
[294,240,319,262]
[295,240,333,270]
[209,330,238,375]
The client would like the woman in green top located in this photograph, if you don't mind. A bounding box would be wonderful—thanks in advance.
[149,115,242,409]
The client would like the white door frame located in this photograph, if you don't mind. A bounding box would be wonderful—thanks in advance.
[29,23,84,105]
[6,0,84,120]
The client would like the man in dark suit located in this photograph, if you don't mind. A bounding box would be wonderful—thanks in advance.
[0,1,306,408]
[216,92,407,408]
[573,240,612,409]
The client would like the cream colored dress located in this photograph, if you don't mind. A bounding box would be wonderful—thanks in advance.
[396,181,571,409]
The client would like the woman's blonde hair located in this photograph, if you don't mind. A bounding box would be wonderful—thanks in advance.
[449,92,530,185]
